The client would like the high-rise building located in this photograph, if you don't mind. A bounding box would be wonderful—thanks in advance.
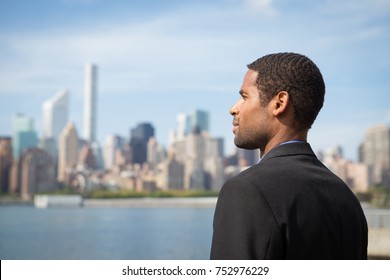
[170,128,225,190]
[58,122,79,182]
[156,153,184,190]
[236,148,259,167]
[176,113,190,140]
[38,137,57,164]
[78,145,96,170]
[9,160,20,193]
[204,156,225,191]
[90,142,103,170]
[362,124,390,185]
[0,137,13,193]
[147,137,166,167]
[42,89,68,143]
[104,135,125,170]
[21,148,55,200]
[12,114,38,159]
[129,123,155,164]
[170,110,209,145]
[190,109,209,133]
[84,63,98,143]
[184,157,205,190]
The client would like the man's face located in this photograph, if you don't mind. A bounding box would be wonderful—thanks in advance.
[230,69,272,151]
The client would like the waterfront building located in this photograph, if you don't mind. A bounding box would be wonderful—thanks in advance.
[0,137,13,193]
[156,154,184,190]
[136,165,157,192]
[361,124,390,186]
[12,114,38,159]
[20,148,55,200]
[83,63,98,143]
[9,160,20,193]
[58,122,79,182]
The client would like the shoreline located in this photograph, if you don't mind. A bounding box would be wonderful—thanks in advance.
[0,196,218,208]
[83,197,218,208]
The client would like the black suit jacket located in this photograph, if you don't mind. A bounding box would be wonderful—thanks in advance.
[210,142,368,259]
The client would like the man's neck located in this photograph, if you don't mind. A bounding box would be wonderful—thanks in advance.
[260,129,308,158]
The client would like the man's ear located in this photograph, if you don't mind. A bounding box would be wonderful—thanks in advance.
[272,91,290,117]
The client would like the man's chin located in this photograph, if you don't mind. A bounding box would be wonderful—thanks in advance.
[234,138,258,150]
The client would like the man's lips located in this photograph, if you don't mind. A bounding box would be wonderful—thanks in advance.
[232,121,239,133]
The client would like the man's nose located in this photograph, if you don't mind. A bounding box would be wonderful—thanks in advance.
[230,100,239,116]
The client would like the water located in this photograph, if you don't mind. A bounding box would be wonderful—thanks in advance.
[363,207,390,228]
[1,203,389,260]
[0,205,214,260]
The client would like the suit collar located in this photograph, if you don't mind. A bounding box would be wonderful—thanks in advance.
[260,141,316,162]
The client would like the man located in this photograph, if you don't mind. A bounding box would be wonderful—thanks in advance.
[210,52,368,259]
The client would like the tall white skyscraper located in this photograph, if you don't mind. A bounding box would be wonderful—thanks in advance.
[42,89,68,143]
[84,63,98,143]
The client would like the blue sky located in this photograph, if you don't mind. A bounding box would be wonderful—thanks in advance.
[1,0,389,160]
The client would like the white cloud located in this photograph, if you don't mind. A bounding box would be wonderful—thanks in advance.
[245,0,278,16]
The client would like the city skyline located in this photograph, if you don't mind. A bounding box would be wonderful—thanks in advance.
[4,100,389,162]
[0,0,389,161]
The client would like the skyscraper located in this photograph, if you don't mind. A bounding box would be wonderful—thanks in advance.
[129,123,155,164]
[147,137,166,167]
[170,128,225,190]
[12,114,38,159]
[170,110,209,144]
[103,135,125,170]
[84,63,98,143]
[21,148,55,200]
[0,137,13,193]
[78,145,96,170]
[156,154,184,190]
[190,109,209,133]
[42,89,69,143]
[176,113,190,140]
[58,122,79,182]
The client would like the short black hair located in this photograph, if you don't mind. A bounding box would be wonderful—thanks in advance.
[247,52,325,130]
